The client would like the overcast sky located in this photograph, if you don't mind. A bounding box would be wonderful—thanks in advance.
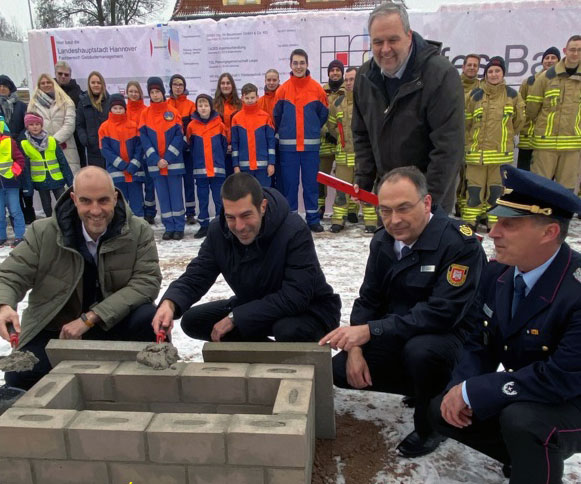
[1,0,538,34]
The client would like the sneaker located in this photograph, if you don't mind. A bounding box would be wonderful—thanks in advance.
[309,223,324,233]
[173,231,184,240]
[364,225,376,233]
[162,232,174,240]
[347,213,359,224]
[11,239,23,248]
[144,215,156,225]
[0,239,6,247]
[186,215,197,225]
[330,224,344,233]
[194,227,208,239]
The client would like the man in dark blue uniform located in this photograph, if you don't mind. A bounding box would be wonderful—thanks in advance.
[430,164,581,483]
[320,166,486,457]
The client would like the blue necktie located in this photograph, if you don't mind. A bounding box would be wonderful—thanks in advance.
[401,246,412,260]
[511,274,527,318]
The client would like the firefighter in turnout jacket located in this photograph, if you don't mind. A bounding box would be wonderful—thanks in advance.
[517,47,561,171]
[326,68,365,232]
[139,77,185,240]
[463,57,524,228]
[527,36,581,190]
[319,60,346,216]
[186,94,228,239]
[99,94,145,217]
[274,49,329,232]
[231,84,275,187]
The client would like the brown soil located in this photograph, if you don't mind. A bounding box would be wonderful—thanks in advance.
[313,412,392,484]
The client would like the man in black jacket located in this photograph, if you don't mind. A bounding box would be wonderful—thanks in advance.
[320,166,485,458]
[153,172,341,342]
[352,3,464,213]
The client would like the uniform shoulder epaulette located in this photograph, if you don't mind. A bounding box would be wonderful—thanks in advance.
[455,222,476,239]
[334,95,345,107]
[545,67,557,79]
[506,86,518,98]
[527,75,536,85]
[471,88,484,101]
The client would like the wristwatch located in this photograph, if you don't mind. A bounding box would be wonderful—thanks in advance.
[80,312,95,328]
[228,311,235,324]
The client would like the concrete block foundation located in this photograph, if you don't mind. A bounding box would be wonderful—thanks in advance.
[0,341,330,484]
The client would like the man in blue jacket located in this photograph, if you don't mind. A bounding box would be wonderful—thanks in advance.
[430,165,581,483]
[152,172,341,342]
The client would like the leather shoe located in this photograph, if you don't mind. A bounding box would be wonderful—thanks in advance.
[162,231,174,240]
[309,223,324,233]
[194,227,208,239]
[347,213,359,223]
[329,224,344,233]
[397,431,446,458]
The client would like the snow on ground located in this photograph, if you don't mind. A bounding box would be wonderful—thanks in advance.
[1,215,580,483]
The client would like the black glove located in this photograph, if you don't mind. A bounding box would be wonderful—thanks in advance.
[325,132,337,145]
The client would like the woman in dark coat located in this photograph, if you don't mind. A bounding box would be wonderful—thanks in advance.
[76,71,109,167]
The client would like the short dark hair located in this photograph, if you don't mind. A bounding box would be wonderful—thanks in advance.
[241,83,258,96]
[531,215,569,243]
[290,49,308,64]
[345,67,358,74]
[377,166,428,197]
[567,35,581,46]
[463,54,481,65]
[221,172,264,209]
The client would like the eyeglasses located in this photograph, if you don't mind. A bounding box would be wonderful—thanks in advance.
[378,197,423,218]
[567,48,581,54]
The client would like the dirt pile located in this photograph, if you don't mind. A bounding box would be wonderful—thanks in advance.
[0,350,39,372]
[136,343,179,370]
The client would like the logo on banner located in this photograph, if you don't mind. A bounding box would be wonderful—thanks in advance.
[447,264,469,287]
[149,27,180,62]
[319,30,371,81]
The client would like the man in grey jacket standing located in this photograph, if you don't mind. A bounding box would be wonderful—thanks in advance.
[353,3,464,213]
[0,167,161,390]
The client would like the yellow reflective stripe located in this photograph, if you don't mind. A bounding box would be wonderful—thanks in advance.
[501,111,510,153]
[526,95,543,103]
[545,111,555,137]
[575,104,581,137]
[544,89,560,97]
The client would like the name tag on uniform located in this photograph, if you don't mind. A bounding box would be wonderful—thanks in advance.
[483,303,493,318]
[420,265,436,272]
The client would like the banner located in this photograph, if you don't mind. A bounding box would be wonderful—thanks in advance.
[27,2,580,98]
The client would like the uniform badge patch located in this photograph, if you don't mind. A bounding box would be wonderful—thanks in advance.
[459,224,473,236]
[574,267,581,284]
[163,111,175,121]
[447,264,469,287]
[483,303,493,318]
[502,381,518,396]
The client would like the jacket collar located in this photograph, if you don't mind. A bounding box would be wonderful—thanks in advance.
[554,58,581,79]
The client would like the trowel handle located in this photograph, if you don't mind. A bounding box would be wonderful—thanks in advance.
[156,329,166,344]
[7,323,18,348]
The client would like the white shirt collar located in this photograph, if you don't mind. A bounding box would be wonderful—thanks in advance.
[514,247,561,296]
[393,212,433,259]
[381,43,413,79]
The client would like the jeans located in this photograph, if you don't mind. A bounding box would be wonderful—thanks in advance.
[0,188,25,239]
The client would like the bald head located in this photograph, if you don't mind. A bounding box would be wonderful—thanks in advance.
[71,166,118,241]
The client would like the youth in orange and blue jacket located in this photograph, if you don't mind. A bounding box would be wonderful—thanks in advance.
[139,77,185,235]
[99,94,145,217]
[186,95,227,228]
[273,69,328,226]
[231,103,275,187]
[168,74,197,220]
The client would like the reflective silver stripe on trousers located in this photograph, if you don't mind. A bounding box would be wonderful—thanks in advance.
[304,138,320,145]
[145,147,155,157]
[167,145,180,157]
[144,200,156,206]
[161,209,186,218]
[239,160,268,168]
[306,209,319,213]
[185,202,196,207]
[214,168,226,174]
[110,172,125,179]
[193,169,207,175]
[279,139,296,145]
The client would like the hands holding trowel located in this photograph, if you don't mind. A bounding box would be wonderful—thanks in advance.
[152,299,176,337]
[0,305,20,345]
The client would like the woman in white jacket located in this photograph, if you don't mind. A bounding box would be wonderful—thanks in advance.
[28,74,81,174]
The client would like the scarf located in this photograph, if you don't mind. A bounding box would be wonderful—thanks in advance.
[36,90,56,110]
[0,92,19,124]
[25,130,50,151]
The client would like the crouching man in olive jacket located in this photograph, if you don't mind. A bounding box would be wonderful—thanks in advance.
[0,166,162,390]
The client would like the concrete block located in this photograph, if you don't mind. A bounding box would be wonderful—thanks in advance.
[247,364,314,405]
[227,414,308,468]
[216,404,273,415]
[188,465,264,484]
[13,373,82,410]
[32,460,109,484]
[109,462,186,484]
[67,410,154,461]
[0,408,77,459]
[149,402,217,414]
[203,342,336,438]
[112,361,184,402]
[46,339,150,367]
[273,379,313,417]
[0,458,33,484]
[85,401,150,412]
[181,363,249,404]
[51,360,120,401]
[266,468,307,484]
[147,413,231,464]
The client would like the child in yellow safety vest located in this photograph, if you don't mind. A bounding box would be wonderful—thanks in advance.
[19,112,73,218]
[0,114,28,247]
